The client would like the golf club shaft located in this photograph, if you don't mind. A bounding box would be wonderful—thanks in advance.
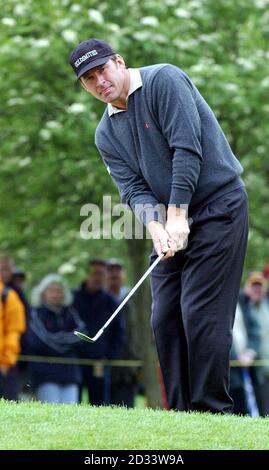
[98,252,165,335]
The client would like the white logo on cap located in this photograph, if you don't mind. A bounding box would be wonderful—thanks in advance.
[74,49,98,68]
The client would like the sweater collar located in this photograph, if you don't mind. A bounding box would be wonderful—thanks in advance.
[108,68,142,117]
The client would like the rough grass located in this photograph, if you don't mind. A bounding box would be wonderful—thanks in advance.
[1,399,269,450]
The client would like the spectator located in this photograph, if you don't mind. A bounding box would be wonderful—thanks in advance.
[73,259,124,405]
[107,258,140,407]
[27,274,85,404]
[263,264,269,302]
[230,303,261,415]
[0,255,31,398]
[263,265,269,281]
[0,276,26,400]
[239,272,269,416]
[0,255,30,319]
[12,267,27,291]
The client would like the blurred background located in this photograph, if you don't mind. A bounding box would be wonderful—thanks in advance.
[1,0,269,409]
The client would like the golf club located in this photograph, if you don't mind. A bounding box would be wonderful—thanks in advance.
[74,252,165,343]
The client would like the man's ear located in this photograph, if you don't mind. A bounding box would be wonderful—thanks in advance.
[115,54,126,68]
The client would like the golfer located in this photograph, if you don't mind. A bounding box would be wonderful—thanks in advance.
[69,39,248,413]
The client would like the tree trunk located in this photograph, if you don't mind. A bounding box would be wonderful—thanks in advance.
[126,237,161,408]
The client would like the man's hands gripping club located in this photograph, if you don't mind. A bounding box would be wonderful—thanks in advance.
[147,207,190,259]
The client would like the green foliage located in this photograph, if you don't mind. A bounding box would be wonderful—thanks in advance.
[1,0,269,284]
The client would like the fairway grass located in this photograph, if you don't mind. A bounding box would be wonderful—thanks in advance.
[0,400,269,450]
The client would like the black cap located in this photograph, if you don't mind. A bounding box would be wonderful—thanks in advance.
[107,258,124,269]
[68,38,115,80]
[12,266,26,280]
[89,258,108,268]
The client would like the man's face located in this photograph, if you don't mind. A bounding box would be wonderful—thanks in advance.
[0,258,13,284]
[249,282,266,303]
[80,56,127,105]
[107,267,125,292]
[12,274,25,290]
[86,264,108,292]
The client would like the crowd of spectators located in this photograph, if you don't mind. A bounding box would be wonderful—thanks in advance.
[1,252,269,415]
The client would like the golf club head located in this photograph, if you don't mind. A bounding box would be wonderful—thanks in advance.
[74,254,164,345]
[74,331,95,343]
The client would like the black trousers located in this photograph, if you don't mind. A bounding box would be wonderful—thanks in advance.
[110,382,137,408]
[150,187,249,413]
[0,366,19,401]
[229,387,248,415]
[79,365,111,406]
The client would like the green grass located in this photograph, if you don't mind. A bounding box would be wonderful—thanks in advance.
[1,399,269,450]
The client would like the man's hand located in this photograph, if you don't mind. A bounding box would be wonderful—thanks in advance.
[165,206,190,251]
[147,221,177,258]
[238,350,256,367]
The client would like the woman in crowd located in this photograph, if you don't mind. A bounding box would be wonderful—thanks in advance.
[27,274,85,404]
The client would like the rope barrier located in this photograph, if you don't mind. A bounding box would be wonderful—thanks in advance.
[18,355,269,367]
[230,359,269,367]
[18,355,143,367]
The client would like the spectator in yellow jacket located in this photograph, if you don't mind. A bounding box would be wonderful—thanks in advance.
[0,279,26,399]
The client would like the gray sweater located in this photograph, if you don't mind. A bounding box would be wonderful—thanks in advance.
[95,64,243,224]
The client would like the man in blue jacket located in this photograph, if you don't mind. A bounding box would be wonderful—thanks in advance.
[69,39,249,413]
[73,259,124,405]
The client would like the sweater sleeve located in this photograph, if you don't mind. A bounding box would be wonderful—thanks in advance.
[96,146,166,225]
[152,65,203,207]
